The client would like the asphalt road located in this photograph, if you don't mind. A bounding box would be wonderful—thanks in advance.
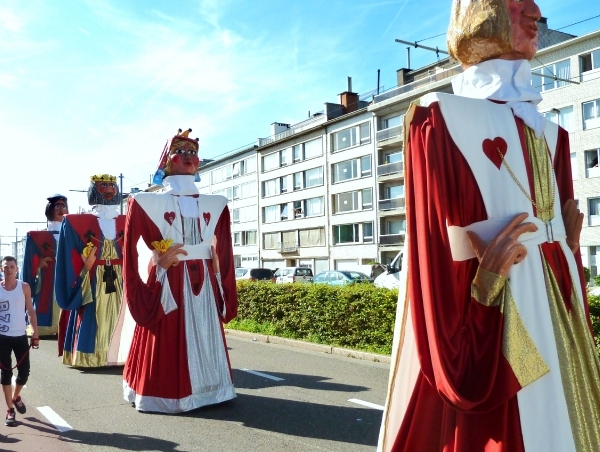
[0,334,390,452]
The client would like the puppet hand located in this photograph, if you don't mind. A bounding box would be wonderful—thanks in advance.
[157,243,188,269]
[562,199,583,254]
[30,337,39,349]
[81,246,97,272]
[38,257,53,270]
[211,237,220,274]
[467,212,538,277]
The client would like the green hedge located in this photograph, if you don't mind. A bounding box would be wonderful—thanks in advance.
[589,291,600,358]
[230,282,398,355]
[229,282,600,359]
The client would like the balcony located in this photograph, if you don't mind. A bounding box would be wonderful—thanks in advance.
[379,233,405,246]
[377,161,404,177]
[376,125,403,144]
[373,65,463,104]
[280,242,299,254]
[379,197,406,211]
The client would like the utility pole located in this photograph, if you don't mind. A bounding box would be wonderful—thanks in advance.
[119,173,124,215]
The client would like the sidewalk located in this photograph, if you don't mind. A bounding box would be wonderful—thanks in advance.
[224,329,391,364]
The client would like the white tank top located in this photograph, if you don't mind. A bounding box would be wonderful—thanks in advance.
[0,280,27,337]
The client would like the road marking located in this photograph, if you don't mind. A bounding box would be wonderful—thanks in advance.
[241,369,285,381]
[37,406,73,432]
[348,399,385,411]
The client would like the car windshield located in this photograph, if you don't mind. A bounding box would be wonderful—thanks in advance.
[342,271,370,280]
[235,268,248,277]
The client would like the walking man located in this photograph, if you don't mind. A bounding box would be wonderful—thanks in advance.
[0,256,39,426]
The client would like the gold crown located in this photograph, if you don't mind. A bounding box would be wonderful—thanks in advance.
[90,174,117,183]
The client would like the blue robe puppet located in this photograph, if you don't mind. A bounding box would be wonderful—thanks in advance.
[55,175,135,367]
[21,194,69,341]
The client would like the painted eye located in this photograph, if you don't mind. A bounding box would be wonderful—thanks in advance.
[175,148,185,154]
[188,150,197,156]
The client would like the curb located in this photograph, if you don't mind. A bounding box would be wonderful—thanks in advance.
[224,329,391,364]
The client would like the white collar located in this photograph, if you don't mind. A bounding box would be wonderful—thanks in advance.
[452,59,542,104]
[47,221,62,232]
[452,59,545,138]
[93,205,120,220]
[163,175,199,196]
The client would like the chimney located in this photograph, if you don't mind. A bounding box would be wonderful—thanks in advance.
[339,76,359,114]
[271,122,290,136]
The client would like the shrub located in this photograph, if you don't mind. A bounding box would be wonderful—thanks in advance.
[589,291,600,358]
[232,281,398,355]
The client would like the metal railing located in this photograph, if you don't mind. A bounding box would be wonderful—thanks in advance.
[377,161,404,176]
[379,233,405,246]
[257,114,326,147]
[280,242,299,253]
[379,197,406,211]
[373,66,463,103]
[376,125,403,142]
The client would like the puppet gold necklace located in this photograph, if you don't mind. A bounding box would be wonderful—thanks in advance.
[496,147,556,242]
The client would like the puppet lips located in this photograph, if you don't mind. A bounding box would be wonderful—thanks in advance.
[482,137,508,170]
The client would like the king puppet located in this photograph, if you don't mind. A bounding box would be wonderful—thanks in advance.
[54,175,134,367]
[22,194,69,337]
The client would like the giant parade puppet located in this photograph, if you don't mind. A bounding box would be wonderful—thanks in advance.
[54,175,135,367]
[377,0,600,451]
[122,128,238,413]
[22,194,69,338]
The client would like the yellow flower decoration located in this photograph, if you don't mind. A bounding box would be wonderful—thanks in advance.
[82,242,95,258]
[151,239,174,254]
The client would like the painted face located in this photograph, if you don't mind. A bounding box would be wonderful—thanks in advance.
[52,201,68,222]
[501,0,542,61]
[169,140,200,176]
[95,181,118,202]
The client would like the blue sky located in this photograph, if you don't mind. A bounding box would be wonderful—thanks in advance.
[1,0,599,246]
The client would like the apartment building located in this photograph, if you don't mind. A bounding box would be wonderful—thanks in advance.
[532,29,600,278]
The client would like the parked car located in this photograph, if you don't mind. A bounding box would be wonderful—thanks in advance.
[273,267,313,283]
[374,250,403,289]
[312,270,373,285]
[235,268,275,282]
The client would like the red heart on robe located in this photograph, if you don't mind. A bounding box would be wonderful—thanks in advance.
[164,212,176,225]
[203,212,211,225]
[482,137,508,170]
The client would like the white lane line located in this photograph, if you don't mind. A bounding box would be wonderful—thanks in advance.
[37,406,73,432]
[348,398,385,411]
[241,369,285,381]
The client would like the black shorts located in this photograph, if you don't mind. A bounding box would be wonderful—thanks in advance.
[0,334,30,386]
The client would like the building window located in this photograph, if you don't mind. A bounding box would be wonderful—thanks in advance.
[262,152,279,172]
[280,176,288,193]
[532,59,571,92]
[385,185,404,199]
[362,188,373,209]
[571,152,578,180]
[585,149,600,178]
[333,224,359,245]
[299,228,325,247]
[580,50,600,81]
[293,144,302,162]
[385,152,403,164]
[211,165,232,184]
[305,196,324,217]
[233,205,257,223]
[280,204,289,221]
[293,172,303,190]
[234,230,257,246]
[280,148,291,166]
[212,187,232,201]
[293,200,303,218]
[304,137,323,159]
[332,122,371,152]
[542,106,574,132]
[263,232,281,250]
[386,220,406,235]
[363,222,373,243]
[583,99,600,130]
[304,167,323,188]
[263,178,278,197]
[332,156,371,183]
[263,205,279,223]
[383,115,403,129]
[589,197,600,226]
[282,231,297,250]
[334,191,359,214]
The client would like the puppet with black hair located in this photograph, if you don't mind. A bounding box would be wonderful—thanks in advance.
[54,175,134,366]
[21,194,69,338]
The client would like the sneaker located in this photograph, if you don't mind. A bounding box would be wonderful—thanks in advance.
[12,396,26,414]
[5,408,15,426]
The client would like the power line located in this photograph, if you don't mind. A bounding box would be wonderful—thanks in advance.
[416,32,446,43]
[556,14,600,31]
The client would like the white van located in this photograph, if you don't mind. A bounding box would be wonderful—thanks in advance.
[374,250,403,289]
[273,267,313,283]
